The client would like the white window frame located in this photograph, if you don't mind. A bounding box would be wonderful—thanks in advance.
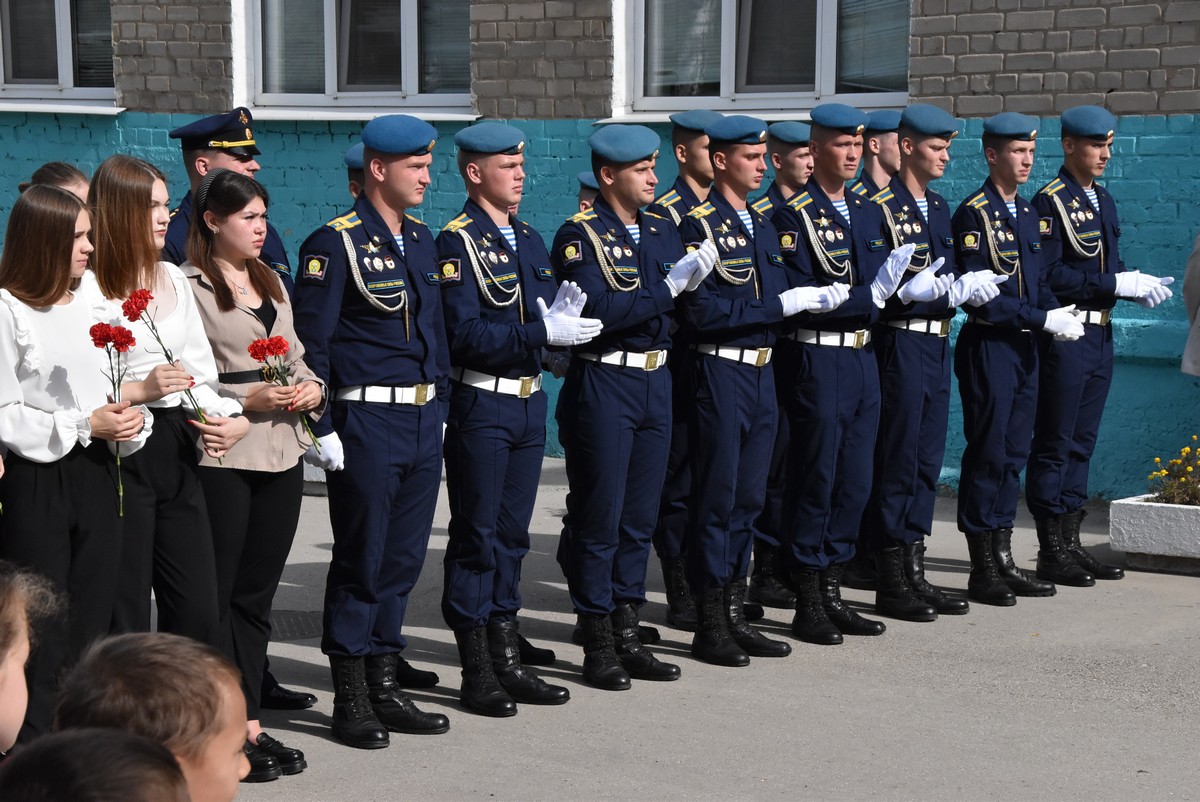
[623,0,907,117]
[0,0,115,104]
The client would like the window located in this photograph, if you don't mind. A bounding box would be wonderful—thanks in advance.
[255,0,470,109]
[0,0,113,98]
[633,0,908,113]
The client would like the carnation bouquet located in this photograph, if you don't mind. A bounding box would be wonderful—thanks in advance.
[89,322,136,515]
[248,335,320,451]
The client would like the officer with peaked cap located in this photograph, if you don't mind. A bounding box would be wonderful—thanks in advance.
[1026,105,1173,583]
[166,107,293,288]
[851,110,902,199]
[292,114,452,749]
[951,112,1086,607]
[552,124,716,690]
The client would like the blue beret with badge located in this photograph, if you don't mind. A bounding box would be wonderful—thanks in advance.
[589,125,660,163]
[706,115,768,146]
[361,114,438,156]
[865,110,902,134]
[1061,105,1117,141]
[983,112,1038,141]
[577,171,600,190]
[343,142,364,169]
[169,107,260,156]
[767,121,811,145]
[810,103,868,135]
[669,109,724,133]
[454,121,526,155]
[900,104,960,140]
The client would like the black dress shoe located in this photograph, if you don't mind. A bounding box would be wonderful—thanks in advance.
[242,742,283,782]
[260,682,318,711]
[253,733,306,775]
[394,655,439,689]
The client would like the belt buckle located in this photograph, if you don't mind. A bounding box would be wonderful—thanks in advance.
[1099,309,1111,325]
[937,319,951,337]
[754,348,769,367]
[519,376,534,398]
[852,330,866,349]
[644,350,660,371]
[414,383,430,406]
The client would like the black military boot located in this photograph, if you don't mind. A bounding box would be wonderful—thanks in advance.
[789,567,843,645]
[365,654,451,733]
[873,547,938,622]
[903,540,969,614]
[726,578,791,657]
[453,628,517,717]
[1062,508,1124,580]
[329,656,389,749]
[840,549,878,591]
[572,613,660,645]
[392,655,439,689]
[516,620,557,666]
[579,613,631,691]
[821,564,886,636]
[991,527,1056,597]
[1035,516,1095,587]
[691,587,750,666]
[661,557,698,631]
[965,532,1017,606]
[748,542,797,609]
[612,602,681,681]
[486,619,569,705]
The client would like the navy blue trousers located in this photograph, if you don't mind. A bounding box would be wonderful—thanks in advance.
[442,386,547,631]
[651,350,694,562]
[1026,325,1113,518]
[322,400,444,657]
[756,341,796,549]
[955,324,1039,535]
[556,361,671,615]
[862,326,951,552]
[783,344,880,569]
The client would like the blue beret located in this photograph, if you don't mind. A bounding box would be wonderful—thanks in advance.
[767,121,811,145]
[361,114,438,156]
[343,142,364,169]
[169,107,260,156]
[900,104,960,139]
[589,125,660,164]
[454,121,526,155]
[577,171,599,191]
[669,110,724,133]
[983,112,1039,141]
[810,103,868,136]
[706,115,768,146]
[865,110,902,134]
[1061,105,1117,140]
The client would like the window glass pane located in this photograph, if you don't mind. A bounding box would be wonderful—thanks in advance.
[3,0,57,83]
[261,0,324,93]
[736,0,816,92]
[837,0,908,93]
[72,0,112,87]
[644,0,720,97]
[340,0,402,90]
[418,0,468,94]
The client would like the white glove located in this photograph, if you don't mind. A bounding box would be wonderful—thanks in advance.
[684,240,719,292]
[1043,304,1085,341]
[541,348,571,379]
[664,245,714,297]
[304,432,345,471]
[870,243,918,307]
[779,284,847,317]
[947,271,1008,307]
[537,283,603,346]
[965,274,1008,307]
[1121,273,1175,308]
[896,258,953,304]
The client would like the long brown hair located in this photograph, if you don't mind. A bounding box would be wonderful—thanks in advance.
[0,185,88,307]
[186,169,283,311]
[89,155,167,300]
[17,161,88,195]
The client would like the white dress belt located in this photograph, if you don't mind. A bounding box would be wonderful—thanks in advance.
[790,328,872,349]
[335,383,436,405]
[694,343,773,367]
[886,318,952,337]
[452,367,542,398]
[576,349,668,371]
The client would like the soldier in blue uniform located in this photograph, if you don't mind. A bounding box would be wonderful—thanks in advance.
[437,122,596,716]
[850,110,902,200]
[345,142,365,198]
[1026,106,1173,583]
[751,122,812,219]
[770,103,912,646]
[292,115,452,749]
[646,110,723,225]
[951,112,1087,607]
[577,170,600,213]
[551,124,715,690]
[860,104,1007,621]
[165,108,292,289]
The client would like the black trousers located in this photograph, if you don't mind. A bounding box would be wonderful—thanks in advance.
[0,443,121,742]
[111,407,219,645]
[198,461,303,720]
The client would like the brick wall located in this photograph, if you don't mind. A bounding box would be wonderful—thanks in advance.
[111,2,233,113]
[471,0,613,118]
[909,0,1200,116]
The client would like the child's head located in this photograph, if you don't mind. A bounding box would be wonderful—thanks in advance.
[55,633,249,802]
[0,562,59,753]
[0,727,190,802]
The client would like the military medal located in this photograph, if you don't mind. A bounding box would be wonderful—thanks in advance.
[488,251,499,265]
[903,223,913,235]
[499,252,509,264]
[383,255,395,270]
[1086,210,1094,221]
[835,229,844,241]
[737,236,747,247]
[623,246,633,257]
[913,222,922,234]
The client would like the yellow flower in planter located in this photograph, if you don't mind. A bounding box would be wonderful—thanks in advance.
[1149,439,1200,505]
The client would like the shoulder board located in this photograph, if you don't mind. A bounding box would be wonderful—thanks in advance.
[750,197,774,214]
[644,211,669,222]
[849,181,869,197]
[1039,178,1066,197]
[169,206,181,219]
[870,188,894,205]
[786,192,814,212]
[966,192,989,210]
[687,201,716,219]
[567,209,597,224]
[404,213,424,225]
[653,189,681,207]
[441,213,472,233]
[325,212,361,232]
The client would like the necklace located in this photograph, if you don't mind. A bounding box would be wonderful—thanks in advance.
[225,272,249,296]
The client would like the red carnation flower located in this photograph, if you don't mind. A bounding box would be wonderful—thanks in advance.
[267,336,290,357]
[247,339,270,363]
[122,289,154,323]
[89,322,113,349]
[109,326,137,353]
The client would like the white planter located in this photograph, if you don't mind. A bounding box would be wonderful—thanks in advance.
[1109,494,1200,575]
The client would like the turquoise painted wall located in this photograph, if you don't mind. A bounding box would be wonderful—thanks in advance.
[0,112,1196,497]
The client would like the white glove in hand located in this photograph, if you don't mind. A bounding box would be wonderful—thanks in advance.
[814,282,851,312]
[948,271,1008,307]
[896,258,953,304]
[965,274,1007,307]
[537,294,603,346]
[684,240,719,292]
[304,432,345,471]
[1044,304,1085,341]
[544,281,586,318]
[664,246,709,297]
[870,242,918,307]
[1132,275,1175,309]
[779,285,838,317]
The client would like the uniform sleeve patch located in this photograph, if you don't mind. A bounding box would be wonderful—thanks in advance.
[868,239,886,251]
[440,258,461,282]
[562,241,582,264]
[426,271,443,283]
[943,236,954,248]
[1039,217,1054,238]
[769,253,783,266]
[1031,242,1041,252]
[779,231,798,252]
[537,266,554,279]
[960,232,980,251]
[302,254,328,281]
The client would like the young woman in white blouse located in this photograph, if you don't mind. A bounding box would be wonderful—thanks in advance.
[0,186,149,741]
[87,154,248,645]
